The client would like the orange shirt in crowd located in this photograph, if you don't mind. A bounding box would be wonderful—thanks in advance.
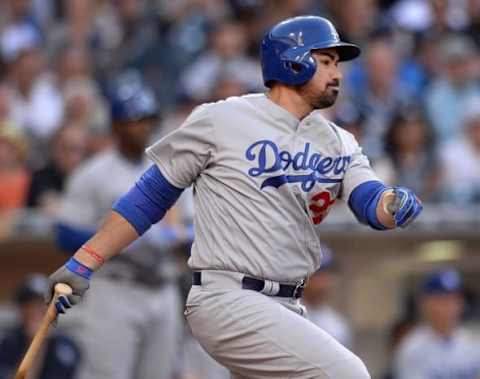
[0,169,31,212]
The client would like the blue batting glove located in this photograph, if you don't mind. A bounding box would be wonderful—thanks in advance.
[45,258,92,315]
[387,187,423,228]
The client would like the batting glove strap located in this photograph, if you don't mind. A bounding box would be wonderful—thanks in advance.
[390,187,423,228]
[65,258,93,279]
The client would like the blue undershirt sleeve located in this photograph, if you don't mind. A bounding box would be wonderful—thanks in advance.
[54,223,95,254]
[348,180,391,231]
[112,165,184,235]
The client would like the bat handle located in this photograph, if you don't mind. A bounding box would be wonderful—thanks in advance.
[383,190,403,216]
[13,283,73,379]
[46,283,73,322]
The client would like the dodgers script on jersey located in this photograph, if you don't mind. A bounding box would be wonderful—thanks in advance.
[146,93,378,282]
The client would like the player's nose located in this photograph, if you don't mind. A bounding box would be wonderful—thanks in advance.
[332,66,343,81]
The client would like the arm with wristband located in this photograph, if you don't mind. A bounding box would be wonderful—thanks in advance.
[348,180,423,231]
[45,165,184,313]
[340,131,423,231]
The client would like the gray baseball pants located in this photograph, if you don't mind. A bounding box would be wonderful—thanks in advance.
[185,270,371,379]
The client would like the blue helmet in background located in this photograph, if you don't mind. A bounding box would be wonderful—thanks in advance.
[421,269,463,295]
[261,16,361,87]
[109,70,159,123]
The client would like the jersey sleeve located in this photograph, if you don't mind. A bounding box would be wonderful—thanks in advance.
[339,133,379,202]
[145,104,215,189]
[57,166,100,228]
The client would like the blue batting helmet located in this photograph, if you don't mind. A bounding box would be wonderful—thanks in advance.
[109,71,159,123]
[261,16,361,87]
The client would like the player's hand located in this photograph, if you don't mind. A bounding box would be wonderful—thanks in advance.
[44,258,91,314]
[387,186,423,228]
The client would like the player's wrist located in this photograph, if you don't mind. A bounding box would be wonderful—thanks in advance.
[71,245,104,272]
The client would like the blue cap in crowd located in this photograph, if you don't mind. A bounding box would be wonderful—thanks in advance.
[109,70,159,123]
[421,269,462,295]
[15,274,48,304]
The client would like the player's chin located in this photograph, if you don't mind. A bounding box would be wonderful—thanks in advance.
[314,92,338,109]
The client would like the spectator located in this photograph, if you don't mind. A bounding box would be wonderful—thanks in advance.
[302,246,353,348]
[466,0,480,47]
[332,100,365,144]
[0,127,30,213]
[327,0,379,45]
[424,34,480,143]
[180,20,263,102]
[88,0,164,81]
[27,123,89,214]
[343,36,413,160]
[374,109,441,201]
[53,46,111,151]
[439,97,480,203]
[0,274,81,379]
[393,269,480,379]
[0,0,42,63]
[55,45,93,84]
[382,317,416,379]
[427,0,469,35]
[0,83,17,130]
[62,79,109,135]
[7,46,63,142]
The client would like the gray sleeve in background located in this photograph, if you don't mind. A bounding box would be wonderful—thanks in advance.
[57,165,101,228]
[146,104,216,189]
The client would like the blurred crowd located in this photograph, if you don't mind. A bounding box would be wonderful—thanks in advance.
[0,0,480,224]
[1,0,480,378]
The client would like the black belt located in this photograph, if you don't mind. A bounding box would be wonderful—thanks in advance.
[103,271,166,288]
[192,271,305,299]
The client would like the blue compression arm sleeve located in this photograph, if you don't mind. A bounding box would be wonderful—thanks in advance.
[348,180,391,230]
[113,165,184,235]
[55,223,95,254]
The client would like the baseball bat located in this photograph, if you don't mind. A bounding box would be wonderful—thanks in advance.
[13,283,72,379]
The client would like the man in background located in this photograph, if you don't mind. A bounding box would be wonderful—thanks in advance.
[302,245,353,348]
[55,70,187,379]
[0,274,80,379]
[394,269,480,379]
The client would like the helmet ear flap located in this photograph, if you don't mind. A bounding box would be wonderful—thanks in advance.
[285,61,303,74]
[282,52,317,85]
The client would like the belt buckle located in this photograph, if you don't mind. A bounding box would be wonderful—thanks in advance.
[292,279,306,298]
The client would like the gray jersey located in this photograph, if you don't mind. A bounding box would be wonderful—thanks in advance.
[394,325,480,379]
[146,93,377,282]
[58,149,179,279]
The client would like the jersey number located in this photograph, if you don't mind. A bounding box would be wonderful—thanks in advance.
[309,191,335,224]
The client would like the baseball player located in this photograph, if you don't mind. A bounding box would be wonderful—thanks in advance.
[53,71,185,379]
[45,16,423,379]
[393,269,480,379]
[302,246,353,348]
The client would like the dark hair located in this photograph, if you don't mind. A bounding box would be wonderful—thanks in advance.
[384,107,435,166]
